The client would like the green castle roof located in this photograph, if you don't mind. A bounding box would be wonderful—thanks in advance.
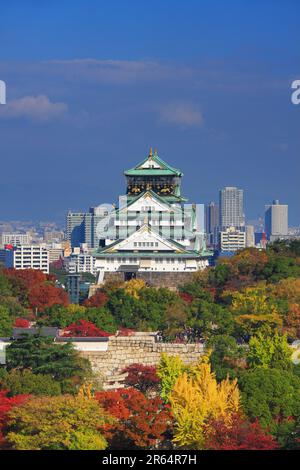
[124,150,183,177]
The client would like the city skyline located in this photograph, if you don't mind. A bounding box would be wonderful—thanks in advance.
[0,1,299,225]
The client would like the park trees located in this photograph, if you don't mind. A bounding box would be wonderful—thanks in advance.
[6,334,92,393]
[239,367,300,445]
[204,413,279,450]
[6,395,111,450]
[157,353,187,402]
[169,357,240,449]
[96,388,171,449]
[62,319,110,337]
[0,369,61,396]
[247,330,292,370]
[0,390,29,448]
[122,364,160,395]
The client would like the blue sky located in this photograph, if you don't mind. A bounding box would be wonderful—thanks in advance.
[0,0,299,225]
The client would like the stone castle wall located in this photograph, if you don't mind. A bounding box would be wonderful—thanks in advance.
[103,271,194,289]
[80,333,204,389]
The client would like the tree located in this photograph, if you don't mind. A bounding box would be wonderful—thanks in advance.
[106,289,140,328]
[0,390,29,448]
[208,334,246,381]
[0,306,14,336]
[163,299,189,338]
[6,395,111,450]
[208,263,232,288]
[169,358,240,449]
[268,278,300,304]
[157,353,186,402]
[6,334,91,393]
[228,248,269,280]
[123,279,146,299]
[38,304,117,333]
[188,300,235,340]
[204,413,279,450]
[28,283,69,312]
[83,291,108,308]
[14,318,30,328]
[123,364,160,395]
[0,271,13,297]
[229,286,282,336]
[3,268,46,290]
[96,388,172,449]
[0,369,61,396]
[262,255,300,283]
[247,330,292,370]
[239,368,300,443]
[284,303,300,338]
[63,319,110,337]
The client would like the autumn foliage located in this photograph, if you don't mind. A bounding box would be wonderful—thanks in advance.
[122,364,160,394]
[96,388,172,449]
[2,268,69,312]
[14,318,30,328]
[0,390,29,448]
[28,284,69,311]
[169,357,240,449]
[82,291,108,308]
[204,413,279,450]
[63,319,110,337]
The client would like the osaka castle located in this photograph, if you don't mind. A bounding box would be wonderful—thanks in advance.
[94,149,212,287]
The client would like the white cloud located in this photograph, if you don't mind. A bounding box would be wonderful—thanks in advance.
[45,59,192,84]
[159,102,204,128]
[0,95,68,121]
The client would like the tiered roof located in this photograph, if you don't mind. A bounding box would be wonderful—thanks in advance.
[124,149,183,177]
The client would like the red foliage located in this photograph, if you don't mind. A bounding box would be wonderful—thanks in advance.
[28,284,69,311]
[82,291,108,308]
[0,390,29,448]
[62,319,110,337]
[122,364,160,394]
[14,318,30,328]
[3,268,68,312]
[3,268,46,290]
[204,413,279,450]
[179,292,194,304]
[96,388,172,449]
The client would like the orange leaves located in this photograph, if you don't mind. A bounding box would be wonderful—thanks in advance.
[96,388,172,449]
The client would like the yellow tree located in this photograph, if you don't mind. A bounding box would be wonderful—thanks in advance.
[229,286,282,334]
[169,357,240,449]
[123,279,146,299]
[6,395,112,450]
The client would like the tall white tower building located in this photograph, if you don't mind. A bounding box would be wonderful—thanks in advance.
[219,187,244,229]
[265,200,288,241]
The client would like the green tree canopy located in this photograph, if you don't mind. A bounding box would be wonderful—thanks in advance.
[6,334,92,393]
[6,395,111,450]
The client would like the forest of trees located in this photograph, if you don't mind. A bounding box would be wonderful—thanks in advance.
[0,239,300,450]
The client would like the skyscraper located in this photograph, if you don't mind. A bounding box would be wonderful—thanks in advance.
[205,202,219,247]
[265,200,288,241]
[219,186,244,229]
[66,206,109,248]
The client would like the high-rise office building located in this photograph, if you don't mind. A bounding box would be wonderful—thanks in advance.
[66,206,109,248]
[219,186,244,229]
[265,200,288,241]
[205,202,219,247]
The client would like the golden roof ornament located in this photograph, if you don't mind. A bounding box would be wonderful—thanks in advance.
[148,147,153,159]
